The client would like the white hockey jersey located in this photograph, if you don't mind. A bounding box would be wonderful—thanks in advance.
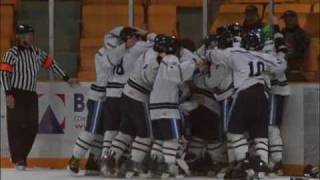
[122,48,159,103]
[193,48,234,101]
[149,51,197,120]
[106,33,156,98]
[203,47,287,96]
[87,27,123,101]
[191,47,222,114]
[263,38,290,96]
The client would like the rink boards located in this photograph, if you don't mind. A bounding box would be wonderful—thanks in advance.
[0,169,318,180]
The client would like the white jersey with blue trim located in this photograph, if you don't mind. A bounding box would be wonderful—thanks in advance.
[263,40,290,96]
[192,46,222,113]
[193,48,234,101]
[122,48,159,103]
[87,27,123,101]
[149,50,197,121]
[106,34,156,98]
[202,47,287,96]
[228,47,286,92]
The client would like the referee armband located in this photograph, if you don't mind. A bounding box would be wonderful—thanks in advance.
[42,55,54,69]
[0,63,14,72]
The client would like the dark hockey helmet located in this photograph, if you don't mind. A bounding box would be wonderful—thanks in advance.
[203,33,218,48]
[16,24,34,34]
[119,27,138,41]
[228,22,242,37]
[241,29,264,51]
[216,25,229,36]
[153,34,179,54]
[216,25,233,49]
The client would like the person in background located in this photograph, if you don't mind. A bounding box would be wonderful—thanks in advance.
[0,24,77,171]
[242,5,265,34]
[281,10,310,81]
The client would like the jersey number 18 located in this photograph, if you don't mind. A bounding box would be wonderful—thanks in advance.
[113,59,125,75]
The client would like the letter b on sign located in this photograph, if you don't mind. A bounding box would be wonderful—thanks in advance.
[74,93,85,112]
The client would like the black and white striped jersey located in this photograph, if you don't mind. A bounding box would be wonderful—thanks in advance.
[0,45,69,94]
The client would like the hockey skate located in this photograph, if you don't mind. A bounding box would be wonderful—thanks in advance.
[160,157,190,179]
[304,165,319,179]
[185,153,210,176]
[124,159,148,178]
[144,154,167,178]
[67,156,80,175]
[249,155,271,179]
[161,162,190,179]
[15,161,26,171]
[84,153,100,176]
[268,161,284,177]
[224,159,252,180]
[100,150,118,177]
[207,161,229,178]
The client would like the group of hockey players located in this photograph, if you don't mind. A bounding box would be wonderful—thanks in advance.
[66,22,291,179]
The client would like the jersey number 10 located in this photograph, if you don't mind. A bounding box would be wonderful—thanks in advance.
[248,61,265,77]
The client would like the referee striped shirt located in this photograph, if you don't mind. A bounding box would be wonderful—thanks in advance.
[0,45,69,94]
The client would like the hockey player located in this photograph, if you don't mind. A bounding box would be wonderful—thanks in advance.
[262,27,290,175]
[120,35,197,179]
[147,36,204,178]
[100,27,156,177]
[67,26,123,175]
[100,35,161,178]
[228,22,242,47]
[188,28,235,177]
[203,30,287,179]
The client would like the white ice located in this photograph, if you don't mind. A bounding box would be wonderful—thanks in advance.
[0,168,310,180]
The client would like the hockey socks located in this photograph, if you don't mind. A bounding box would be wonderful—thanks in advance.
[101,130,118,157]
[254,138,269,164]
[227,133,248,162]
[90,135,103,160]
[109,132,133,160]
[188,137,206,160]
[268,126,283,165]
[207,142,226,163]
[131,137,152,163]
[72,131,95,159]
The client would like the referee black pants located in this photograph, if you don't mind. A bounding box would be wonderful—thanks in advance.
[7,89,38,164]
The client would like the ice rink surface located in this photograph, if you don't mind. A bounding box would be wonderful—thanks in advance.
[1,168,315,180]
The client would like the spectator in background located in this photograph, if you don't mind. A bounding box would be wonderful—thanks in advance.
[242,5,274,43]
[242,5,265,34]
[281,10,310,81]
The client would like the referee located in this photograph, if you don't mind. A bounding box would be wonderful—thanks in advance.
[0,24,76,170]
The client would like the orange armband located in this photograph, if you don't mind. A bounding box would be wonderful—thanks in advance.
[42,55,54,69]
[0,63,14,72]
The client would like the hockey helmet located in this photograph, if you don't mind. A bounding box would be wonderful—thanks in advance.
[216,25,233,49]
[153,34,179,54]
[16,24,34,34]
[203,33,218,49]
[228,22,242,37]
[241,29,264,51]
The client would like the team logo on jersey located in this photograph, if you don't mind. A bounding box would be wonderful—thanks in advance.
[38,94,66,134]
